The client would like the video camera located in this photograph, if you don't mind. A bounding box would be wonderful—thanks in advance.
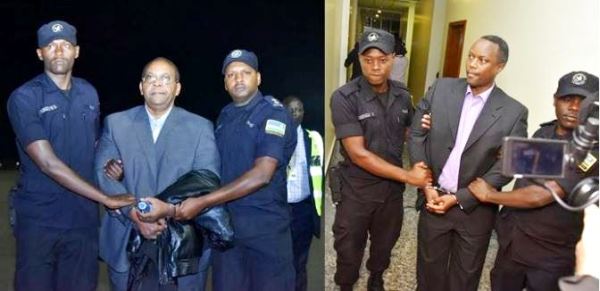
[501,94,599,211]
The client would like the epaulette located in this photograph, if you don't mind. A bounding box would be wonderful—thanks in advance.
[337,79,360,97]
[389,79,410,94]
[264,95,285,108]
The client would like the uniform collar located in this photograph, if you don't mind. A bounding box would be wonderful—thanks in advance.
[229,90,264,112]
[39,73,78,97]
[357,76,404,103]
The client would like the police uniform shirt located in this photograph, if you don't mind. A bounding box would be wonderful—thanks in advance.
[7,73,101,228]
[501,120,598,271]
[215,91,296,238]
[331,76,414,202]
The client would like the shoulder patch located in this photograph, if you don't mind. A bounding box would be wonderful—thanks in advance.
[265,119,286,137]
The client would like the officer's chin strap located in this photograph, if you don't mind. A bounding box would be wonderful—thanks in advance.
[529,178,599,212]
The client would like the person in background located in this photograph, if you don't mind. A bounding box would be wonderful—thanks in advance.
[283,95,323,291]
[390,36,408,84]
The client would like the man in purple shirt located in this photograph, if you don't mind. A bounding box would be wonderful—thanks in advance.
[408,35,528,291]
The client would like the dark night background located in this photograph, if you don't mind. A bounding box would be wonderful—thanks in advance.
[0,0,324,167]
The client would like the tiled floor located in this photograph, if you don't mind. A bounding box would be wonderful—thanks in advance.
[323,145,498,291]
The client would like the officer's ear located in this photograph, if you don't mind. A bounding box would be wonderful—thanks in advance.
[139,82,143,95]
[36,48,43,61]
[256,72,261,86]
[74,45,80,59]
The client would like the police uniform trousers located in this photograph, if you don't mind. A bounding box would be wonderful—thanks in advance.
[14,219,98,291]
[490,210,573,291]
[290,196,316,291]
[332,194,403,285]
[212,220,295,291]
[416,205,493,291]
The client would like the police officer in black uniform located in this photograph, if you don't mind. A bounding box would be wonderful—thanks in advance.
[330,28,432,291]
[467,71,599,291]
[138,49,297,291]
[6,20,134,291]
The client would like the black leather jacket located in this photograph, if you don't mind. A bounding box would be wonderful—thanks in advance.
[128,169,234,285]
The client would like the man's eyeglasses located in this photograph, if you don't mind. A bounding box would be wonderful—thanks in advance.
[142,74,177,85]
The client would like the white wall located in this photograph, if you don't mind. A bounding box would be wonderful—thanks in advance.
[442,0,599,133]
[325,0,350,168]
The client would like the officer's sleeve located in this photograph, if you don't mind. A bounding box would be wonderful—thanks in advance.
[7,89,48,147]
[193,120,221,178]
[255,109,295,165]
[94,116,132,225]
[408,81,436,165]
[330,90,362,139]
[405,94,415,127]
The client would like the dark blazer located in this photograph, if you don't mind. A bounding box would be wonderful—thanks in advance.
[95,105,220,273]
[408,78,528,230]
[302,128,321,238]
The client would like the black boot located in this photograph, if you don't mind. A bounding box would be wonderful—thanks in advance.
[367,271,385,291]
[339,284,353,291]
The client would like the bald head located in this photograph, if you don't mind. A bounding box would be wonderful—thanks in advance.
[141,57,180,82]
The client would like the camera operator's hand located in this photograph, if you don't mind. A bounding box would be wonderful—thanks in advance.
[468,178,496,203]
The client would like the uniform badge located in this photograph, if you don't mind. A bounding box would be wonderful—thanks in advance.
[230,50,242,58]
[265,119,286,137]
[39,104,58,114]
[367,32,379,42]
[51,23,64,33]
[572,73,587,85]
[358,112,375,120]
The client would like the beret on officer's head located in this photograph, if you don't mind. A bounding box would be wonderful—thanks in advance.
[358,28,395,55]
[555,71,599,99]
[37,20,77,48]
[222,49,259,74]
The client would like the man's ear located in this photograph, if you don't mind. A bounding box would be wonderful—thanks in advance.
[36,48,43,61]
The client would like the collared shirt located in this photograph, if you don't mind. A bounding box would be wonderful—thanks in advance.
[438,84,494,192]
[331,77,414,202]
[7,73,100,228]
[215,91,296,238]
[287,125,311,203]
[145,105,173,143]
[500,120,597,270]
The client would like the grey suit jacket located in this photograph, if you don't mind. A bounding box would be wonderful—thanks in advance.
[408,78,528,217]
[94,105,220,272]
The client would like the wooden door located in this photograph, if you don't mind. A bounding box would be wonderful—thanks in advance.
[442,20,466,78]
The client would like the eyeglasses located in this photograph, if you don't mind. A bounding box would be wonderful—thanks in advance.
[142,74,176,85]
